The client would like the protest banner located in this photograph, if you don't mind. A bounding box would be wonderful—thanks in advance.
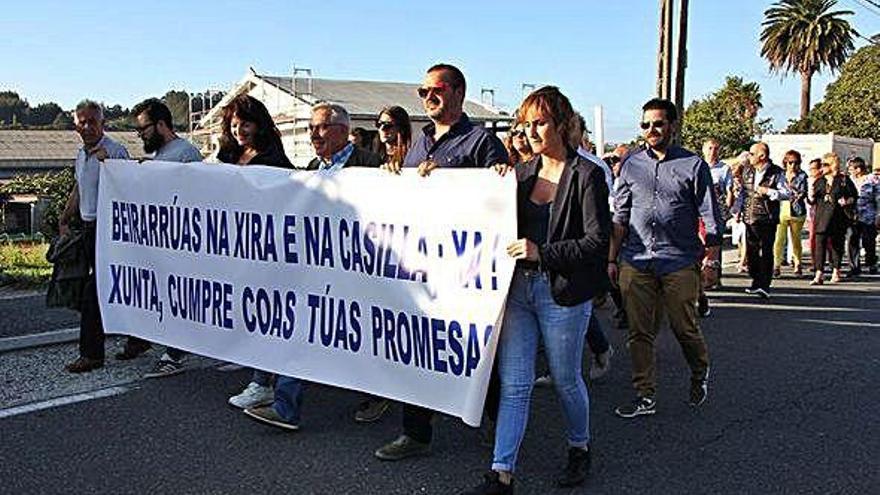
[96,160,517,425]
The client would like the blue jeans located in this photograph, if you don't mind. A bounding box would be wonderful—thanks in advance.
[273,376,304,424]
[492,268,591,473]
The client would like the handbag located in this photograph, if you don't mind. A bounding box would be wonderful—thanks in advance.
[45,231,89,311]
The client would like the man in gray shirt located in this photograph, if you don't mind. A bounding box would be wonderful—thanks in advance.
[123,98,204,377]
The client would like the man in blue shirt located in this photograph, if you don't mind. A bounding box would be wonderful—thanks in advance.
[375,63,508,461]
[608,98,721,418]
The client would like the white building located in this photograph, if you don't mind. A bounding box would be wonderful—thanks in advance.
[194,68,513,169]
[761,133,874,168]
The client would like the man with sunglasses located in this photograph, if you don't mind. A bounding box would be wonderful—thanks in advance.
[129,98,205,377]
[608,98,721,418]
[374,63,507,461]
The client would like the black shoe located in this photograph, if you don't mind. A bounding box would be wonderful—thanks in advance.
[461,471,513,495]
[615,396,656,418]
[114,340,152,360]
[690,379,708,407]
[698,296,711,318]
[752,288,770,299]
[556,447,591,488]
[869,266,878,275]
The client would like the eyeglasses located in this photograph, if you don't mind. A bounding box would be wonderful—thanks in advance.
[783,160,800,165]
[135,122,155,136]
[417,82,451,99]
[510,130,526,138]
[639,120,666,130]
[375,121,396,131]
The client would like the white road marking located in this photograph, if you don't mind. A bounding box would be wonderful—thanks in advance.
[0,386,130,420]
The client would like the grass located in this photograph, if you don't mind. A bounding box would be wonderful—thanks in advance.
[0,242,52,289]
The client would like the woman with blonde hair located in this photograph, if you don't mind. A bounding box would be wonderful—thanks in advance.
[462,86,610,494]
[773,150,808,276]
[810,152,857,284]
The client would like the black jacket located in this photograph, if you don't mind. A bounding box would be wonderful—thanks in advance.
[306,147,382,170]
[812,174,858,234]
[741,162,785,225]
[516,151,611,306]
[217,144,293,168]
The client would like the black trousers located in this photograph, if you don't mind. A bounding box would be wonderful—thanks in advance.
[848,222,877,272]
[79,223,104,360]
[403,364,501,443]
[746,223,776,290]
[815,230,846,271]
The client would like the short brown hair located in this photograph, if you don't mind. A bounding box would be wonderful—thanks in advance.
[518,86,576,148]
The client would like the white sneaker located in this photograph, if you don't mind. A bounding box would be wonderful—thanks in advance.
[589,346,614,381]
[228,382,274,409]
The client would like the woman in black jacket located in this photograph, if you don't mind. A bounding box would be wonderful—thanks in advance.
[810,152,857,284]
[463,86,610,495]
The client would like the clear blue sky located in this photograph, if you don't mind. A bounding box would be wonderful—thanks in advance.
[2,0,878,142]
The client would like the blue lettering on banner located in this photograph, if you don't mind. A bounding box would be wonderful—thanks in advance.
[305,288,361,352]
[166,274,233,330]
[107,263,163,322]
[241,286,296,339]
[368,305,487,377]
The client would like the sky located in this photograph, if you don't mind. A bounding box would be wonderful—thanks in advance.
[1,0,878,143]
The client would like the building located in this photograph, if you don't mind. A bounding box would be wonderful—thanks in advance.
[761,133,874,169]
[0,130,146,235]
[193,68,513,168]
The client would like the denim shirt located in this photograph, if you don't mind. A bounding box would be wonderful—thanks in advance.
[785,170,808,218]
[854,174,880,224]
[613,146,722,275]
[403,113,508,169]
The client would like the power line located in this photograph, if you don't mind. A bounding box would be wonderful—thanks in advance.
[846,0,880,18]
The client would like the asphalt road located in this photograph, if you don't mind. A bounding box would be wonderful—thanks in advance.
[0,293,78,338]
[1,268,878,494]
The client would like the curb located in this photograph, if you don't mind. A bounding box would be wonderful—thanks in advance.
[0,327,79,353]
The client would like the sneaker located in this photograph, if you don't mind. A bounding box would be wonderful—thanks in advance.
[228,382,274,409]
[753,288,770,299]
[461,471,513,495]
[690,377,709,407]
[810,276,824,286]
[354,397,392,423]
[374,435,430,461]
[615,396,656,418]
[243,406,299,431]
[143,359,183,379]
[556,446,592,488]
[114,340,152,361]
[744,287,757,294]
[65,356,104,373]
[698,296,711,318]
[534,373,554,388]
[589,346,613,381]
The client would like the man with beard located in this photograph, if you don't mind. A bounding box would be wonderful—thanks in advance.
[608,98,721,417]
[128,98,205,377]
[374,63,508,461]
[60,100,132,373]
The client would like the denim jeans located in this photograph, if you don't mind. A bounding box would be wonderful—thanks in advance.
[273,376,304,424]
[492,268,591,473]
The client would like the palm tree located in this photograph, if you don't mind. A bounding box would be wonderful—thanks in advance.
[760,0,857,119]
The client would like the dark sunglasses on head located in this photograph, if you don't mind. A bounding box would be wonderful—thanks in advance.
[639,120,666,130]
[375,121,396,131]
[417,82,451,99]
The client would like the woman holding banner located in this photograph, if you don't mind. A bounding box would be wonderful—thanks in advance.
[216,94,293,408]
[463,86,610,494]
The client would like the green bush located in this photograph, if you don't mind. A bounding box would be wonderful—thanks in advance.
[1,168,76,237]
[0,242,51,288]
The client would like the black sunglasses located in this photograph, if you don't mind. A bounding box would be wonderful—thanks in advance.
[375,121,396,131]
[639,120,666,130]
[135,122,156,135]
[510,130,526,138]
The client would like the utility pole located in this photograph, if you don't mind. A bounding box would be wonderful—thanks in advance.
[656,0,688,109]
[673,0,689,114]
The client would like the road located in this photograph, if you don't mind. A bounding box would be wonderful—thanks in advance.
[1,264,878,494]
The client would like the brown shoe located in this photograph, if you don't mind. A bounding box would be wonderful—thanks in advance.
[114,339,152,360]
[65,356,104,373]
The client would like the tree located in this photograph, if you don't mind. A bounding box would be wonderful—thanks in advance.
[760,0,856,119]
[0,169,76,237]
[0,91,29,127]
[50,112,74,130]
[787,44,880,140]
[680,76,772,157]
[162,90,190,131]
[28,102,64,127]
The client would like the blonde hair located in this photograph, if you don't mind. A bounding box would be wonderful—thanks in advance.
[823,152,841,175]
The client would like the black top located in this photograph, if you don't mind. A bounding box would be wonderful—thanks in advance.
[516,149,611,306]
[519,198,552,270]
[217,144,293,169]
[812,174,858,234]
[306,146,383,171]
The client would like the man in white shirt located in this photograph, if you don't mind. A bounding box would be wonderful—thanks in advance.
[59,100,131,373]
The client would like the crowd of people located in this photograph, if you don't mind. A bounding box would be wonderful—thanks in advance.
[53,62,879,494]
